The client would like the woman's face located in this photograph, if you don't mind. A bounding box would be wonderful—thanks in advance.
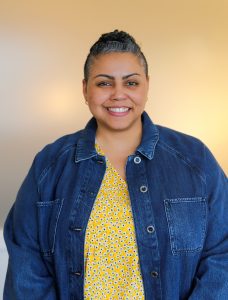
[83,52,149,134]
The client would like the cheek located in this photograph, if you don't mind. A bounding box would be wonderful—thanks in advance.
[88,90,109,104]
[132,91,148,104]
[87,95,106,108]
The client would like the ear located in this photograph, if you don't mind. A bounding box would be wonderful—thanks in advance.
[82,79,88,102]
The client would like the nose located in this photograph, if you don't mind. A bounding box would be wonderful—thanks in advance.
[111,83,127,101]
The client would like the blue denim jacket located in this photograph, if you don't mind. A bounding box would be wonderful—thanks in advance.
[4,111,228,300]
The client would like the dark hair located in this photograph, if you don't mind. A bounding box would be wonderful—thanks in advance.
[84,30,148,81]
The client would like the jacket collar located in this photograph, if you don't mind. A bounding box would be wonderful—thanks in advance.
[75,111,159,163]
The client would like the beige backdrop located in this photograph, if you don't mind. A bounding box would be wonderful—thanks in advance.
[0,0,227,226]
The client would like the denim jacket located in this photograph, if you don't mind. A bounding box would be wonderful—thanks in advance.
[4,111,228,300]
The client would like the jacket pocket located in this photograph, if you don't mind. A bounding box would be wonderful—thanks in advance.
[36,198,64,256]
[164,197,207,255]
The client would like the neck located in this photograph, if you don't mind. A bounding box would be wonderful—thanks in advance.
[95,121,142,155]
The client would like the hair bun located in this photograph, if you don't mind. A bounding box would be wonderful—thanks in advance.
[98,30,136,44]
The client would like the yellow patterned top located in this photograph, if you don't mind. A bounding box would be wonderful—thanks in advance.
[84,143,145,299]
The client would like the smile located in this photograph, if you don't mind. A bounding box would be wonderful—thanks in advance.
[107,107,130,113]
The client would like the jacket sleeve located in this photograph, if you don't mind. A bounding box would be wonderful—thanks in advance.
[3,158,57,300]
[189,145,228,299]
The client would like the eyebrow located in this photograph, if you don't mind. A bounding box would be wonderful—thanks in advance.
[93,73,141,80]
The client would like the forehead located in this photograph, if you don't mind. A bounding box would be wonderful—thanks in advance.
[90,52,144,76]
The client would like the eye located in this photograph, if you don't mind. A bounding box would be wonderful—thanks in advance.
[97,81,112,87]
[126,81,139,86]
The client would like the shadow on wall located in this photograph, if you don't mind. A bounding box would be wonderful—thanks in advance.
[0,229,8,299]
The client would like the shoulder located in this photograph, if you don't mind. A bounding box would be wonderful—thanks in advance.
[33,129,83,180]
[156,124,204,155]
[155,124,209,180]
[156,123,227,182]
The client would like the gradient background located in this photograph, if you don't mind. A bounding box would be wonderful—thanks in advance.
[0,0,228,229]
[0,0,228,294]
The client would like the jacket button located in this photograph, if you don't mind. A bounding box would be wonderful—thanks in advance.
[151,271,159,278]
[134,156,141,164]
[140,185,148,193]
[147,225,155,233]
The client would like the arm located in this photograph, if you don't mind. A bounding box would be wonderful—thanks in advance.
[3,158,57,300]
[189,146,228,299]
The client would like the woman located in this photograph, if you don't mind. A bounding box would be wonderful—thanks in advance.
[4,30,228,299]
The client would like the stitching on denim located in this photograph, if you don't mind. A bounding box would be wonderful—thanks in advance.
[164,200,176,255]
[36,198,61,207]
[168,197,205,203]
[158,141,206,184]
[51,198,64,253]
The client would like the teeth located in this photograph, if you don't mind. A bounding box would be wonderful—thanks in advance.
[108,107,129,113]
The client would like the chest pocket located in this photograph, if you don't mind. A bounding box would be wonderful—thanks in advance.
[36,198,64,256]
[164,197,207,255]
